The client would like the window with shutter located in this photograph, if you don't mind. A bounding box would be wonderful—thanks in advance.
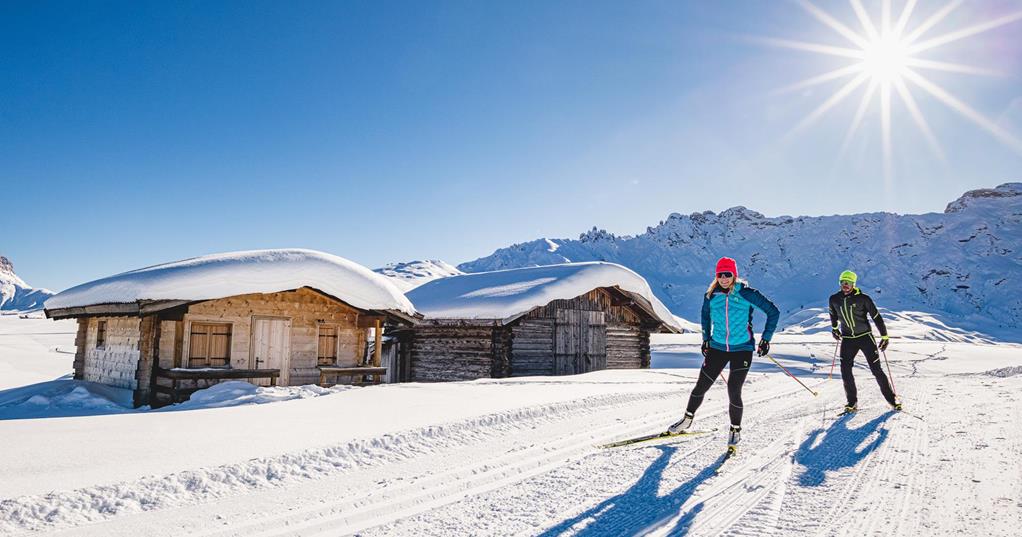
[188,322,232,368]
[318,325,338,366]
[96,320,107,349]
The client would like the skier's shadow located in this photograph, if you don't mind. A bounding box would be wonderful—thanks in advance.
[794,411,894,487]
[538,445,722,536]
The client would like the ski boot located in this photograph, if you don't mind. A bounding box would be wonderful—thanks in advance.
[727,425,741,454]
[891,401,903,412]
[667,412,694,434]
[841,404,857,415]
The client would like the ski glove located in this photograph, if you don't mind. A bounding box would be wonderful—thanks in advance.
[757,339,770,357]
[831,328,842,341]
[878,336,889,352]
[701,341,710,358]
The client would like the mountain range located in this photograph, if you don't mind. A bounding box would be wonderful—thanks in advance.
[453,183,1022,338]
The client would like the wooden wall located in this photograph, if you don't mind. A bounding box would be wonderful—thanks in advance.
[406,322,501,382]
[156,288,368,386]
[509,319,553,376]
[409,288,657,381]
[72,319,88,380]
[82,316,142,390]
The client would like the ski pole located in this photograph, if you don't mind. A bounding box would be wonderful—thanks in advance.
[766,354,818,396]
[829,340,839,380]
[881,348,898,397]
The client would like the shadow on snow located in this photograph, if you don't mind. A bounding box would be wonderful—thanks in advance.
[538,445,724,536]
[794,411,894,487]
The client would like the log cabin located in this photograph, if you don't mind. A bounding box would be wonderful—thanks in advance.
[396,262,683,382]
[44,249,419,407]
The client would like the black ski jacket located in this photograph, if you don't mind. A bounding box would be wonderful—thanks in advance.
[828,288,888,339]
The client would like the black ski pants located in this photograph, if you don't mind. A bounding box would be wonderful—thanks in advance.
[840,335,896,406]
[685,347,752,427]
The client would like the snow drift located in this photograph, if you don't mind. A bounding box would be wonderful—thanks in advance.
[406,261,684,332]
[44,249,417,315]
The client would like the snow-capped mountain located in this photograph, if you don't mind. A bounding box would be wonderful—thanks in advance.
[0,256,54,312]
[374,260,464,291]
[460,183,1022,338]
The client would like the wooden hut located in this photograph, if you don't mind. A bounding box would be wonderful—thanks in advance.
[44,249,419,407]
[396,262,683,382]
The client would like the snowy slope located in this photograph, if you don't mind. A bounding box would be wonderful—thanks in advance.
[374,259,464,291]
[45,249,416,315]
[0,256,53,311]
[0,316,1020,536]
[459,183,1022,339]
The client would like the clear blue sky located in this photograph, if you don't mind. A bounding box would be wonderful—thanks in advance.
[3,0,1021,291]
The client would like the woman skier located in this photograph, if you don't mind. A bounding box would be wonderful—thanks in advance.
[668,257,780,453]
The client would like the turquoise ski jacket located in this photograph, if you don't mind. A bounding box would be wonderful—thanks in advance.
[701,281,780,352]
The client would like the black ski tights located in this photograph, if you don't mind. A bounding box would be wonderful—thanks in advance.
[840,336,897,406]
[685,348,752,426]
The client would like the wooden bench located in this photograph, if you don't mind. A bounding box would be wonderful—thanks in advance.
[152,367,281,406]
[318,366,387,387]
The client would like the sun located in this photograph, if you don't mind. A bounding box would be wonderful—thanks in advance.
[759,0,1022,181]
[860,34,909,83]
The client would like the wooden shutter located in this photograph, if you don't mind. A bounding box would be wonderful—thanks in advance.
[189,322,232,368]
[318,326,338,366]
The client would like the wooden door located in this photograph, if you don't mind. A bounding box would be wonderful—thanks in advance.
[554,310,607,375]
[252,317,291,385]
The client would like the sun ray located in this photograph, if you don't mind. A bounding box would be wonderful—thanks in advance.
[903,0,964,45]
[788,72,870,138]
[893,77,945,161]
[838,79,879,161]
[892,0,918,37]
[795,0,870,49]
[880,81,893,181]
[882,0,892,36]
[903,69,1022,154]
[908,10,1022,54]
[752,36,864,59]
[903,58,1001,76]
[771,63,863,95]
[770,0,1021,170]
[849,0,879,41]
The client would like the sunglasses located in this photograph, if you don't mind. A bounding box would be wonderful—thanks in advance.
[716,272,734,278]
[840,280,854,285]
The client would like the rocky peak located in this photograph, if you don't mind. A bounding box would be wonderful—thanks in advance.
[579,227,617,243]
[945,182,1022,213]
[0,256,15,276]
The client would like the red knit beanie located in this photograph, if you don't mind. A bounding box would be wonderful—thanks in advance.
[715,257,738,277]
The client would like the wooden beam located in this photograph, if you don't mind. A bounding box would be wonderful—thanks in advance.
[357,315,385,328]
[373,319,382,367]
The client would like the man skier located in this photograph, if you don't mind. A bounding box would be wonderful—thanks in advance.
[829,270,901,413]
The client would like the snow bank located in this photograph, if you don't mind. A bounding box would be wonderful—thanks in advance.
[45,249,416,315]
[0,379,354,420]
[160,381,354,410]
[779,307,997,344]
[406,262,683,332]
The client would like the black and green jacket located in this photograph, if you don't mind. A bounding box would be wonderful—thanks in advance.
[828,288,888,339]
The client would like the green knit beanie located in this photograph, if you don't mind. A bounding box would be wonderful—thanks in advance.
[839,270,858,285]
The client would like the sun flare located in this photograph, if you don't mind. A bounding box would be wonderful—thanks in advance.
[761,0,1022,181]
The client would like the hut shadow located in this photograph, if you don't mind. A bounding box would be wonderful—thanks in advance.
[538,445,723,536]
[0,378,136,420]
[794,411,894,487]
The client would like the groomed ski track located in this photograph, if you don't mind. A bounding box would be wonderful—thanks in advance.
[6,339,1022,537]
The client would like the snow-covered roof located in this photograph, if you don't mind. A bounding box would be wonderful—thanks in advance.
[406,262,683,332]
[45,249,417,316]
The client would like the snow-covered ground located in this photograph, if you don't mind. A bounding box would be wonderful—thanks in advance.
[1,315,1020,536]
